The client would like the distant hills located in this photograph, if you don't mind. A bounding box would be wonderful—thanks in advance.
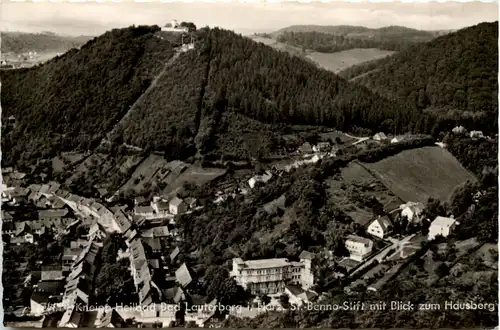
[269,25,450,52]
[272,24,450,38]
[1,31,93,54]
[347,22,498,125]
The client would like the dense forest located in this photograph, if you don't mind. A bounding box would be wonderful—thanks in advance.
[276,30,431,52]
[352,22,498,119]
[1,31,92,54]
[273,25,444,39]
[1,25,176,166]
[2,23,498,165]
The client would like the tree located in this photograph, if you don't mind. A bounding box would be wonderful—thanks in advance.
[435,263,449,278]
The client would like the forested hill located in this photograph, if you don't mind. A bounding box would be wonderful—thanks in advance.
[1,31,92,54]
[2,25,424,166]
[109,27,422,159]
[272,25,444,52]
[1,25,176,165]
[353,22,498,121]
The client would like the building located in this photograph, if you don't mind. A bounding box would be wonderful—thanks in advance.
[452,126,467,135]
[297,142,313,154]
[248,171,273,189]
[400,202,425,222]
[175,263,193,288]
[284,285,318,307]
[366,216,393,239]
[152,200,170,215]
[169,197,187,215]
[470,130,484,139]
[312,142,331,153]
[345,235,373,262]
[135,206,155,218]
[373,132,388,141]
[428,216,457,240]
[391,136,403,144]
[230,251,314,295]
[161,20,189,33]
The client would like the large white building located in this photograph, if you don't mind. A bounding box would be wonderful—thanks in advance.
[345,235,373,262]
[161,20,189,33]
[428,216,457,240]
[230,251,314,295]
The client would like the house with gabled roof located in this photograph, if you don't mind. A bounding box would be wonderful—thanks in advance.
[285,285,318,307]
[373,132,388,141]
[169,197,187,215]
[170,247,180,262]
[400,201,424,223]
[367,216,393,239]
[175,263,192,288]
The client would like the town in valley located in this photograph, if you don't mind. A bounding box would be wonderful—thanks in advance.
[1,2,498,329]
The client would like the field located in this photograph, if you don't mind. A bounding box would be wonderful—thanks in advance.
[251,36,305,57]
[306,48,395,73]
[363,146,477,204]
[162,165,227,197]
[251,36,395,73]
[327,161,403,226]
[119,154,172,194]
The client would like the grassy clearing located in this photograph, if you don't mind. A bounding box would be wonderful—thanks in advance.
[363,146,477,204]
[306,48,395,73]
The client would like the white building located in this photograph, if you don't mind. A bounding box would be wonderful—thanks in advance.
[400,202,424,222]
[428,216,457,240]
[248,171,273,189]
[366,216,393,239]
[452,126,467,135]
[391,137,402,144]
[161,20,189,33]
[373,132,388,141]
[345,235,373,262]
[169,197,187,215]
[312,142,331,153]
[230,251,314,295]
[470,130,484,139]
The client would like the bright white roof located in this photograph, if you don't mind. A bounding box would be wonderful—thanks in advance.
[431,216,456,227]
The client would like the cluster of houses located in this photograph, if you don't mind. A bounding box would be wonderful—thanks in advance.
[339,200,460,293]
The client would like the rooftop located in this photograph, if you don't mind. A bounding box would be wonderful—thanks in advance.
[346,235,373,245]
[236,258,291,269]
[432,216,456,227]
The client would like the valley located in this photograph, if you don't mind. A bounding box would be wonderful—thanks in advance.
[1,20,498,329]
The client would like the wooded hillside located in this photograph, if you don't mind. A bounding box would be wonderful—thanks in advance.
[1,26,175,165]
[1,32,92,54]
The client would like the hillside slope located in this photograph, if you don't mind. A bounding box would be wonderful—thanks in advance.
[104,27,420,160]
[354,22,498,116]
[362,146,477,204]
[1,26,176,165]
[1,32,92,54]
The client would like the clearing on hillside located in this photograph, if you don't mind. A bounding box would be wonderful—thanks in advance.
[306,48,395,73]
[327,161,403,226]
[162,165,227,197]
[363,146,477,204]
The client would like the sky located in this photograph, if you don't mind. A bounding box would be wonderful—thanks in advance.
[1,1,498,36]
